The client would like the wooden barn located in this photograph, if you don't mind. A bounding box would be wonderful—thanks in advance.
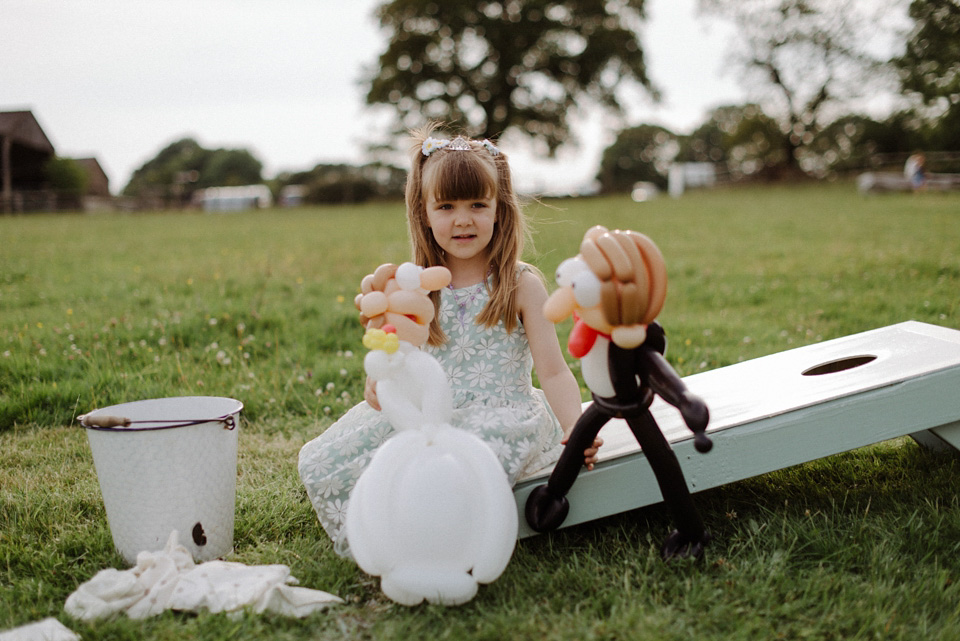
[1,109,113,212]
[0,110,55,212]
[74,157,111,198]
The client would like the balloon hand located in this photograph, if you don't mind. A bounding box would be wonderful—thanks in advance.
[679,393,711,453]
[693,431,712,453]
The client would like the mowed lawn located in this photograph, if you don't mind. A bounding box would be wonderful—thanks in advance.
[1,182,959,639]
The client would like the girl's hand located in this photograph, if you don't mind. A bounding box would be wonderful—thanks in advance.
[364,377,381,411]
[561,435,604,471]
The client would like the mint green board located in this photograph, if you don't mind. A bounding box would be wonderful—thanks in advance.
[514,321,960,538]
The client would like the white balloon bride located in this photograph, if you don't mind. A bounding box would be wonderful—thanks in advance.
[345,262,519,606]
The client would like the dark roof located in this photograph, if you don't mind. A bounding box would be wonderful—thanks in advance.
[74,157,108,181]
[74,157,111,196]
[0,110,55,153]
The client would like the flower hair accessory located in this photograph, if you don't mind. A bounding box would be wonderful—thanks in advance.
[421,136,501,157]
[480,139,500,156]
[421,137,450,156]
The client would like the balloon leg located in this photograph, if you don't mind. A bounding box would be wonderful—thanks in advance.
[524,404,607,532]
[626,410,709,560]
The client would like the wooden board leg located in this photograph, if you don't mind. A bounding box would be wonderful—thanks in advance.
[911,420,960,453]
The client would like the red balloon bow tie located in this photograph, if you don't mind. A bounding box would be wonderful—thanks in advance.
[567,314,611,359]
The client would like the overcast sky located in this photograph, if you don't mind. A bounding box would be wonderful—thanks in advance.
[3,0,746,194]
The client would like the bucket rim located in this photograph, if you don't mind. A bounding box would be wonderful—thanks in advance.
[79,396,243,432]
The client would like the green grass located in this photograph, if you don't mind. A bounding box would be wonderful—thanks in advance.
[1,183,959,639]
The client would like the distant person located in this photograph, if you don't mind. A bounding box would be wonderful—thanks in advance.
[904,152,927,191]
[298,125,600,558]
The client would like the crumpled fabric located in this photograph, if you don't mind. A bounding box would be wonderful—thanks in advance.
[64,531,342,620]
[0,618,79,641]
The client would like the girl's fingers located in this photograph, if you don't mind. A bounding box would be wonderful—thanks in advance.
[364,378,381,411]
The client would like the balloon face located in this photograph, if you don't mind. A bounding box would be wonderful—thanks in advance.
[356,262,452,348]
[546,228,669,350]
[394,262,423,291]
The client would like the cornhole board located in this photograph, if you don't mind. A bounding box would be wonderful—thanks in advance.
[514,321,960,538]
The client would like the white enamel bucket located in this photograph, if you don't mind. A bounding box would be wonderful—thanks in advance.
[79,396,242,565]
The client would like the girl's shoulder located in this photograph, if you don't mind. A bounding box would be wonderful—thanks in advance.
[516,261,545,282]
[516,263,549,308]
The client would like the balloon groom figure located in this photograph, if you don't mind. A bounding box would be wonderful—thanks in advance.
[524,226,713,560]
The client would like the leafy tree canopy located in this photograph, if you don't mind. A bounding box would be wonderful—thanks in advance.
[123,138,263,197]
[803,114,910,176]
[596,124,676,192]
[366,0,657,153]
[678,104,787,176]
[895,0,960,107]
[894,0,960,152]
[276,163,407,204]
[44,157,88,196]
[699,0,888,172]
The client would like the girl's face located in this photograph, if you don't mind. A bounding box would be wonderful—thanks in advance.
[425,194,497,268]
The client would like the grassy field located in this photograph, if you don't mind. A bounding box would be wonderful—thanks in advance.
[1,182,959,639]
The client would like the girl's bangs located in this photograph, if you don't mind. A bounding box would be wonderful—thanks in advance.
[425,152,497,202]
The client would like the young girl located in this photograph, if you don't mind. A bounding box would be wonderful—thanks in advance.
[298,126,599,557]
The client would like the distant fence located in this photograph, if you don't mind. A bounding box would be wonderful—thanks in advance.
[0,190,85,214]
[856,151,960,194]
[863,151,960,174]
[665,151,960,197]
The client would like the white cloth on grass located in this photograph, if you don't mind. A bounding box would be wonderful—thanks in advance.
[64,531,342,620]
[0,618,79,641]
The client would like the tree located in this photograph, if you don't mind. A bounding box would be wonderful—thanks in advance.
[123,138,208,198]
[894,0,960,151]
[804,115,905,176]
[45,157,88,196]
[44,157,88,210]
[275,163,407,204]
[201,149,263,188]
[366,0,658,154]
[677,104,788,180]
[596,125,676,192]
[699,0,888,173]
[675,119,728,166]
[123,138,264,206]
[599,105,791,191]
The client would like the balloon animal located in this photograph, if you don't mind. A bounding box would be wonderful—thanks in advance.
[524,227,714,560]
[345,262,519,606]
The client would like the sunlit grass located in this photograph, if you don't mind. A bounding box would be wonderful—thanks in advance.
[1,183,959,639]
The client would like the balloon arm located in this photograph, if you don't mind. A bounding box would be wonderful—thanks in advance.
[640,350,710,436]
[366,348,452,429]
[376,380,421,431]
[403,351,452,424]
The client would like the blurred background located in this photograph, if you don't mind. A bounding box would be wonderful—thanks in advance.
[2,0,957,212]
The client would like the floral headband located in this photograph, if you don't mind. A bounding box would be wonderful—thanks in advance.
[421,135,500,157]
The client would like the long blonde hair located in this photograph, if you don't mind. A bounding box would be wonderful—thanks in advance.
[406,124,531,345]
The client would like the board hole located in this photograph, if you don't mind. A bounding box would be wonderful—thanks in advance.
[802,355,877,376]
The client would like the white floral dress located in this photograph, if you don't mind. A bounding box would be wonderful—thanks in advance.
[298,270,564,557]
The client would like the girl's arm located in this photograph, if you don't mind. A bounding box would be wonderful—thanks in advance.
[364,377,381,411]
[518,270,603,469]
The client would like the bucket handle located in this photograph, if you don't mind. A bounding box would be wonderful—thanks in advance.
[78,414,237,431]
